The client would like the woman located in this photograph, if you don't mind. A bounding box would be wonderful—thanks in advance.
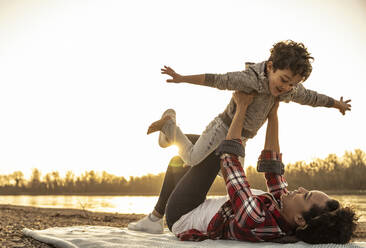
[128,92,357,244]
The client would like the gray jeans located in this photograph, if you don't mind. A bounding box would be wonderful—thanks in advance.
[163,116,247,166]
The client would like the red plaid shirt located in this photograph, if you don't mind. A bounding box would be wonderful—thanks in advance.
[177,149,293,242]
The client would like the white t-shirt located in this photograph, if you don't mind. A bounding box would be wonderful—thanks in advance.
[171,189,266,235]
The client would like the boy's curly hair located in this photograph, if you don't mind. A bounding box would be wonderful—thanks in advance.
[268,40,314,81]
[295,199,358,244]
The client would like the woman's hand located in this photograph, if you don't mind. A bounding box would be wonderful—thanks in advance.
[232,91,255,108]
[161,66,183,83]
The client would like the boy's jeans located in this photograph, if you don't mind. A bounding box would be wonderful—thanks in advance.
[163,116,246,167]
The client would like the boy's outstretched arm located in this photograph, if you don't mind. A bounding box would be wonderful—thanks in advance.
[290,84,352,115]
[161,65,259,93]
[161,66,206,85]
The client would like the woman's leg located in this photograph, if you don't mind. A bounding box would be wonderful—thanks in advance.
[128,135,200,233]
[165,148,221,230]
[153,157,188,216]
[153,134,199,216]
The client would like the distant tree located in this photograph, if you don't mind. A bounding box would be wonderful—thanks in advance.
[64,171,75,193]
[87,170,98,192]
[10,171,24,188]
[52,171,63,193]
[0,174,11,186]
[29,168,42,192]
[44,173,52,191]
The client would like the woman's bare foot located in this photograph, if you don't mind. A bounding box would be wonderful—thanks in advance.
[147,115,173,135]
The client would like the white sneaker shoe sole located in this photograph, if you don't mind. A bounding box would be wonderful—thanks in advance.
[158,109,176,148]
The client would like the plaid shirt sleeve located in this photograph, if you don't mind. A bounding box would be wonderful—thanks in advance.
[220,150,267,229]
[259,150,289,200]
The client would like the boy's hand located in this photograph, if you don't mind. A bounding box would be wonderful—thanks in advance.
[161,66,183,83]
[268,101,280,118]
[335,97,352,115]
[232,91,255,108]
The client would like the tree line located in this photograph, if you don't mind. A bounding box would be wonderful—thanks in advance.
[0,149,365,195]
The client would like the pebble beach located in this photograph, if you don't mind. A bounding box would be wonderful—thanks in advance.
[1,204,365,247]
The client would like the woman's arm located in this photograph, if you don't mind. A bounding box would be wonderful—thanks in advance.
[260,103,289,198]
[217,92,269,229]
[226,91,254,140]
[264,102,280,152]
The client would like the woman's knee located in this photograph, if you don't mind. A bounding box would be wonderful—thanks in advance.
[185,155,206,167]
[168,155,185,168]
[186,147,220,167]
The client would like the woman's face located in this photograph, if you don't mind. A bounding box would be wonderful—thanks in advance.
[281,187,330,227]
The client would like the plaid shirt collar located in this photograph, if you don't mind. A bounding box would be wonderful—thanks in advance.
[262,193,294,235]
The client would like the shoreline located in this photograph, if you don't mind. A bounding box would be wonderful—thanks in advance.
[1,204,365,247]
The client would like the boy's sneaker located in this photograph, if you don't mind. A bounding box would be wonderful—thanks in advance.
[158,109,176,148]
[127,214,164,234]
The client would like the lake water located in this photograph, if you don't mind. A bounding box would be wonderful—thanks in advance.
[2,194,365,221]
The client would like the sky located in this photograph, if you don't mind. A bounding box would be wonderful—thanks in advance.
[0,0,365,180]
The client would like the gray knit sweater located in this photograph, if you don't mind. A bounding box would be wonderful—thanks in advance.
[205,61,334,139]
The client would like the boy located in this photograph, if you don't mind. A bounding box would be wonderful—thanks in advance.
[148,40,351,168]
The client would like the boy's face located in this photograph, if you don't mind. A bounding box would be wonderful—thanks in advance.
[267,61,303,97]
[280,187,330,227]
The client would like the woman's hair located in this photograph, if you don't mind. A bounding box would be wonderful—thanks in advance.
[268,40,314,81]
[295,199,358,244]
